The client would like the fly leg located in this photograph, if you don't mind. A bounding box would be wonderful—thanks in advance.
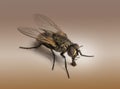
[50,49,56,70]
[61,52,70,79]
[19,44,42,49]
[71,57,76,66]
[78,50,94,57]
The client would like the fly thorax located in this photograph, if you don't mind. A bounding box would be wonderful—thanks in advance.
[54,43,67,52]
[53,33,72,52]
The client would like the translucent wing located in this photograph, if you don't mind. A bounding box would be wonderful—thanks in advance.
[18,27,56,47]
[18,27,40,39]
[34,14,67,37]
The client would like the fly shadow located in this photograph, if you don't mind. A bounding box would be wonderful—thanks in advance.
[20,41,71,70]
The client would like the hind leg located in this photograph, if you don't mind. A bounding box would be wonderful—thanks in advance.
[19,44,42,49]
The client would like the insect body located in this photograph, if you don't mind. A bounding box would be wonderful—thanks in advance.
[18,14,94,78]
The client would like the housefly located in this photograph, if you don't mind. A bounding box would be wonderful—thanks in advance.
[18,14,94,78]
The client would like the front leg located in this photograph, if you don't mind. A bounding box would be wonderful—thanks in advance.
[71,57,77,66]
[78,50,94,57]
[60,52,70,79]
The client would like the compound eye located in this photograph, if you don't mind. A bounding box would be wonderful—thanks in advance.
[67,47,77,57]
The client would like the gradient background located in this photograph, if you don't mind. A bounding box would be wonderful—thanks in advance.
[0,0,120,89]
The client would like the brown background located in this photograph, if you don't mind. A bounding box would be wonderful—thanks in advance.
[0,0,120,89]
